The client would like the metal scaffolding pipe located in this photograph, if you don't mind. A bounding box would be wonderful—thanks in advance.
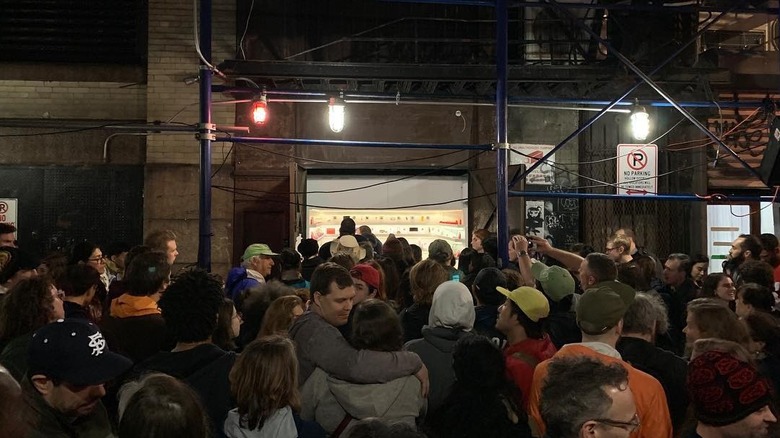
[213,87,773,110]
[198,0,213,271]
[547,0,763,181]
[214,136,493,150]
[380,0,779,14]
[510,191,778,203]
[510,2,743,188]
[496,0,510,267]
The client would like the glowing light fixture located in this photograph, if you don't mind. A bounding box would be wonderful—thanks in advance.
[630,104,650,141]
[251,95,268,125]
[328,96,345,133]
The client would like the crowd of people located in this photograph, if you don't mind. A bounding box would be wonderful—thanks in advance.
[1,218,779,438]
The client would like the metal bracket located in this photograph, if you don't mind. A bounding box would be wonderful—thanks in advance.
[195,133,216,141]
[199,123,216,131]
[495,142,510,150]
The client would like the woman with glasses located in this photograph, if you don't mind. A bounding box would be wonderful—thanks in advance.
[70,241,109,290]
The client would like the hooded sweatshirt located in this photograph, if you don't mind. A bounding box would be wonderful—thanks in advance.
[300,368,423,435]
[134,343,237,438]
[99,293,167,364]
[223,406,297,438]
[405,281,475,413]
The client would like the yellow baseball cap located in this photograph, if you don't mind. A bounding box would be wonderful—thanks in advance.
[496,286,550,322]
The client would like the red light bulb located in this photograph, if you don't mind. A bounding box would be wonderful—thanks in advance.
[251,99,268,125]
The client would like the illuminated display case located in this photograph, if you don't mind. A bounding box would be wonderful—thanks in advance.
[307,208,468,256]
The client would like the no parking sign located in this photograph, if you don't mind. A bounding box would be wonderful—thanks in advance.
[616,144,657,196]
[0,199,18,232]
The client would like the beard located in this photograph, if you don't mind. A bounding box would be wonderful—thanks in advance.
[722,255,744,275]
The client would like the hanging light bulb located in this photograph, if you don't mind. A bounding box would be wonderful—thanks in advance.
[251,95,268,125]
[630,105,650,141]
[328,96,345,133]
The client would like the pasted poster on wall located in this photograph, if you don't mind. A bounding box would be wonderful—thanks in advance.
[509,144,555,186]
[525,200,545,237]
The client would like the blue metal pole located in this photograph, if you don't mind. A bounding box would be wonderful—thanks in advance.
[214,136,493,150]
[198,0,213,271]
[496,0,509,268]
[510,191,779,203]
[546,0,763,181]
[510,3,743,188]
[214,86,773,109]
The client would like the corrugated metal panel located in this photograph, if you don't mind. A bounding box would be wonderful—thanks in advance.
[0,0,146,64]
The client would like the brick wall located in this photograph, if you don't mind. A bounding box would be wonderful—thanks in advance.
[146,0,236,165]
[0,80,145,120]
[145,0,236,276]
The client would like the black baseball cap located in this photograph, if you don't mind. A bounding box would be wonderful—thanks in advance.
[28,319,132,386]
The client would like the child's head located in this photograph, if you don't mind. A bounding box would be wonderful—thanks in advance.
[229,335,300,430]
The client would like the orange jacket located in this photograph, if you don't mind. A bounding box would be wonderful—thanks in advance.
[528,344,672,438]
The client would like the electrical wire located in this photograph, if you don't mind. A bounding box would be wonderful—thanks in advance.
[238,0,256,60]
[229,146,483,195]
[192,0,224,77]
[0,122,133,138]
[212,184,494,210]
[695,186,780,218]
[211,143,234,178]
[236,142,468,165]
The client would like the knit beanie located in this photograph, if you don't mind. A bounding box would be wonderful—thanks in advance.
[382,236,404,259]
[687,350,773,426]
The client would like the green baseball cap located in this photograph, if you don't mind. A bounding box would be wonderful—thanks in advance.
[576,281,636,334]
[241,243,278,261]
[530,261,575,302]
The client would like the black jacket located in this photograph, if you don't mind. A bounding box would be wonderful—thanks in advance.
[474,305,506,348]
[134,343,237,438]
[616,336,689,431]
[400,303,431,343]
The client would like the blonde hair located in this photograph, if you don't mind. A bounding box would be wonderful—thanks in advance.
[409,259,449,305]
[607,235,630,254]
[229,335,301,430]
[258,295,303,337]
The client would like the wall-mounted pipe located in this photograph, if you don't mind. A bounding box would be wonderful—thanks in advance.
[213,86,773,109]
[379,0,779,15]
[510,191,778,203]
[214,136,494,151]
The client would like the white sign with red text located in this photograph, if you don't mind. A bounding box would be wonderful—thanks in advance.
[616,144,657,195]
[509,144,555,186]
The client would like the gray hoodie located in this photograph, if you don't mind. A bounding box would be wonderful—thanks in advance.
[405,281,475,413]
[300,368,424,435]
[223,407,297,438]
[290,311,422,385]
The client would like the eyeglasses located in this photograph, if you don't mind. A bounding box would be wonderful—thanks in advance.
[87,257,105,264]
[593,413,641,433]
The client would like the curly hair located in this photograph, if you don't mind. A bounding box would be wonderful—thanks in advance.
[236,281,296,347]
[0,277,57,343]
[158,269,224,343]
